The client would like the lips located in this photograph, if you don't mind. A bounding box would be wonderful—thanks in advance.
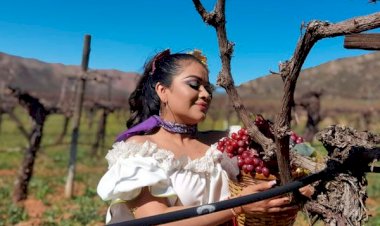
[196,102,209,111]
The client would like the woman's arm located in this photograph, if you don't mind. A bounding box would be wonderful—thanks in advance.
[128,182,299,226]
[128,187,235,226]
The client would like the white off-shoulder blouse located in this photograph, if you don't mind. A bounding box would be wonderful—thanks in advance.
[97,140,239,223]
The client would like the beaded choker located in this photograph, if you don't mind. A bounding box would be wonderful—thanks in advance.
[115,115,197,142]
[159,118,197,135]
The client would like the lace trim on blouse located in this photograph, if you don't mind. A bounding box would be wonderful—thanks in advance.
[105,140,227,174]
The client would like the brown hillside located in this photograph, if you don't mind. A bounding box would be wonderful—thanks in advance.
[237,51,380,113]
[2,51,380,114]
[0,52,139,111]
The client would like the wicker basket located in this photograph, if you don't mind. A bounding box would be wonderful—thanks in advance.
[229,173,299,226]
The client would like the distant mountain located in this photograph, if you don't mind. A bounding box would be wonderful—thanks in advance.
[0,52,139,110]
[236,51,380,112]
[2,50,380,114]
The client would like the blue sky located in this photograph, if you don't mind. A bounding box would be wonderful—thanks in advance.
[0,0,379,85]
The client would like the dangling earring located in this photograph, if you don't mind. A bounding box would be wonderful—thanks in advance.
[159,101,167,116]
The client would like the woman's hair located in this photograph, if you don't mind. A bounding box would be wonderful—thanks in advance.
[126,49,208,128]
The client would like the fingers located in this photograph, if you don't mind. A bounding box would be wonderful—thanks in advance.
[250,180,277,192]
[244,198,298,214]
[299,185,315,198]
[239,180,277,197]
[266,196,291,207]
[266,205,298,213]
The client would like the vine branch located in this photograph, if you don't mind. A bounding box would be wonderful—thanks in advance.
[192,0,277,161]
[274,12,380,184]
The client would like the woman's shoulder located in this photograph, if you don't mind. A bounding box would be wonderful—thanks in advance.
[105,137,166,167]
[126,134,151,143]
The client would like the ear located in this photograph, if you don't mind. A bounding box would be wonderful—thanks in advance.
[155,82,167,103]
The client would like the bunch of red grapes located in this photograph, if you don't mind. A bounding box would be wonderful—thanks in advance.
[216,128,271,178]
[289,131,304,148]
[216,115,306,178]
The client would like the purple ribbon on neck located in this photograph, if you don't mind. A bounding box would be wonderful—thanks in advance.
[115,115,161,142]
[115,115,197,142]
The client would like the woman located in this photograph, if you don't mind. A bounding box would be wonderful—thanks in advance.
[97,49,300,225]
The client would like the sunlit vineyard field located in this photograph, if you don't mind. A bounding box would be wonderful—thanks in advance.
[0,107,379,225]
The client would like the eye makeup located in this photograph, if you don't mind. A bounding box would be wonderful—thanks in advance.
[187,80,202,90]
[185,78,215,95]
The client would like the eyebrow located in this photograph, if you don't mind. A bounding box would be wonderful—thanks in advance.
[184,75,209,83]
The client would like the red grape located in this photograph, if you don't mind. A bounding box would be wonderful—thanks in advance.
[262,167,270,177]
[238,158,245,167]
[244,157,254,165]
[241,151,249,159]
[237,140,245,147]
[246,164,254,172]
[296,137,304,144]
[252,157,260,167]
[255,166,262,174]
[231,140,239,149]
[226,145,234,153]
[237,147,245,154]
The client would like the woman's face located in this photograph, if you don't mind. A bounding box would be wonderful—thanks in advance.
[162,60,212,125]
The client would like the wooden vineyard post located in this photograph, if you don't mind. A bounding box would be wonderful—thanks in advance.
[65,34,91,198]
[91,74,118,156]
[344,33,380,50]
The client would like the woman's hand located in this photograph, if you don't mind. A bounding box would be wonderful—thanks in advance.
[299,185,315,198]
[236,181,298,214]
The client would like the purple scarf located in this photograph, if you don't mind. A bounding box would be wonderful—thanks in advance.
[115,115,197,142]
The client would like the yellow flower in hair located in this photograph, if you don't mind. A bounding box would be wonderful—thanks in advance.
[188,49,207,66]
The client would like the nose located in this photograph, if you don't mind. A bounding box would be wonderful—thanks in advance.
[199,85,212,101]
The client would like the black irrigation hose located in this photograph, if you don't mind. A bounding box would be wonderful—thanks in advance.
[109,170,327,226]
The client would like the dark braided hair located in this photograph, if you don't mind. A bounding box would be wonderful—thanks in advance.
[126,50,208,128]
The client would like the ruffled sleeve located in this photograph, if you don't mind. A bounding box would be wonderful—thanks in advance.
[97,141,177,201]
